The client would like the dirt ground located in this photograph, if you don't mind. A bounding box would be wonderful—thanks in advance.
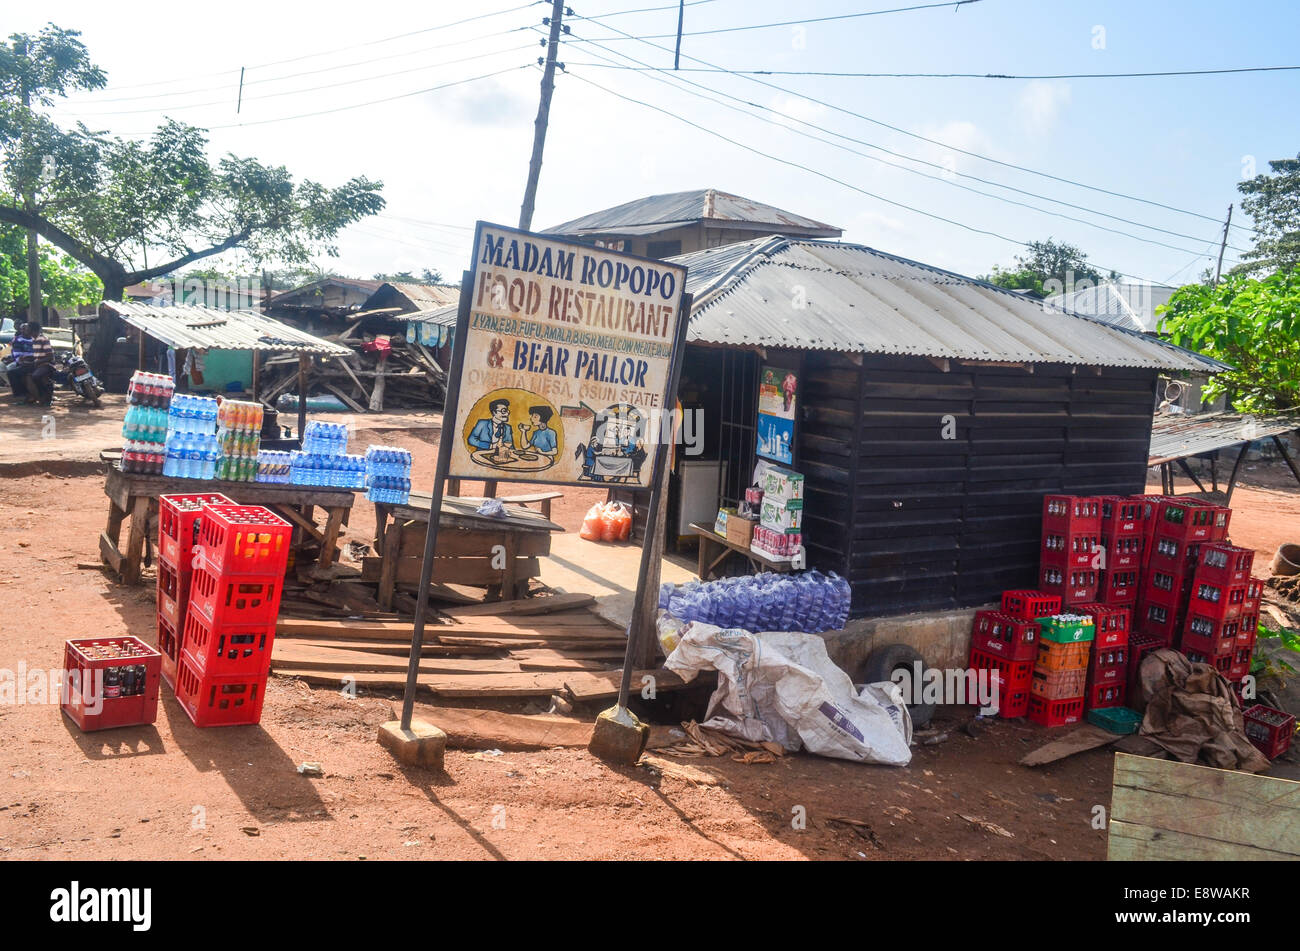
[0,402,1296,860]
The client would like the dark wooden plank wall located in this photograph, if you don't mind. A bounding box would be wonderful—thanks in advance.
[796,352,1158,617]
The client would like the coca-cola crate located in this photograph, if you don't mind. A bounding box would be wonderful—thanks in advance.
[1086,680,1127,711]
[156,558,189,631]
[1187,580,1248,622]
[1041,531,1101,571]
[970,611,1039,662]
[1075,603,1130,649]
[1099,568,1139,605]
[158,493,234,569]
[1237,612,1259,649]
[1001,590,1061,621]
[1027,695,1084,727]
[1152,498,1217,542]
[1242,704,1296,760]
[1181,614,1241,655]
[1195,543,1254,587]
[1207,504,1232,542]
[1042,495,1101,534]
[157,614,180,691]
[1098,532,1143,571]
[195,504,291,577]
[188,564,282,628]
[1127,632,1170,700]
[61,636,161,732]
[1146,534,1202,575]
[1035,638,1091,672]
[1229,646,1253,682]
[1181,646,1235,679]
[1134,597,1182,644]
[181,611,274,679]
[1100,496,1143,535]
[1030,666,1087,700]
[1243,578,1262,614]
[1088,643,1129,686]
[174,652,266,728]
[1038,566,1098,606]
[968,647,1033,718]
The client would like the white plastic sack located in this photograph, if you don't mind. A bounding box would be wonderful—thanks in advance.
[663,620,912,766]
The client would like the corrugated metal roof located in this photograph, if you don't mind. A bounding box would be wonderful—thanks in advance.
[103,301,353,356]
[264,278,383,310]
[542,188,841,237]
[1148,411,1300,465]
[1043,281,1176,334]
[672,237,1227,373]
[381,282,461,310]
[403,302,458,327]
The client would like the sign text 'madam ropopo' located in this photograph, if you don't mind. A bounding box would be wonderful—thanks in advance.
[477,229,678,340]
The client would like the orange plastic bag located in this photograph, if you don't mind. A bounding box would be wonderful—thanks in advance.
[580,503,604,541]
[599,502,632,542]
[612,503,632,541]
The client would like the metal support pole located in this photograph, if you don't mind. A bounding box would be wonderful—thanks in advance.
[1224,441,1250,506]
[1272,434,1300,489]
[399,275,473,731]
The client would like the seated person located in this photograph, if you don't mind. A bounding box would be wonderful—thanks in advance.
[522,405,557,456]
[25,321,54,406]
[468,399,514,452]
[6,323,33,399]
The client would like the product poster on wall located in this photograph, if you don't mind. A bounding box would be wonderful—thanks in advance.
[448,222,689,488]
[755,366,797,464]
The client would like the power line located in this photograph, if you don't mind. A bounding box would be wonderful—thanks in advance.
[58,44,535,118]
[565,31,1247,257]
[579,0,720,19]
[558,61,1300,80]
[569,12,1256,237]
[558,67,1168,284]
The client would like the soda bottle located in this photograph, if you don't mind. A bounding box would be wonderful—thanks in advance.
[104,666,121,699]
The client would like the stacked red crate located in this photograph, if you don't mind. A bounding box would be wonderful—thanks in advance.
[1039,497,1101,605]
[1076,603,1130,709]
[176,504,290,727]
[156,493,234,689]
[1097,496,1144,606]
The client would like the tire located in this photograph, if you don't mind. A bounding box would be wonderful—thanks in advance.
[859,642,934,729]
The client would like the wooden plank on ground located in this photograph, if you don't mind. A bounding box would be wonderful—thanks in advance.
[562,668,688,702]
[271,643,521,675]
[275,616,621,642]
[442,593,596,617]
[277,669,576,698]
[404,705,678,751]
[275,638,502,657]
[1107,752,1300,860]
[1020,725,1118,766]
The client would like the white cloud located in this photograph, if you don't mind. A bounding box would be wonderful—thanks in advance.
[1015,80,1073,135]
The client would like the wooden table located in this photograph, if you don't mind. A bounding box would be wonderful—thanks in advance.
[101,465,357,584]
[689,522,796,580]
[370,493,564,608]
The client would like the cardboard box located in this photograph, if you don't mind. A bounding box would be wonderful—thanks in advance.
[760,497,803,533]
[760,465,804,503]
[727,515,756,547]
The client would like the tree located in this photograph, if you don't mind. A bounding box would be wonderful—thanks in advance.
[373,267,444,284]
[0,24,385,364]
[1158,267,1300,413]
[981,238,1109,298]
[1234,153,1300,277]
[0,223,101,313]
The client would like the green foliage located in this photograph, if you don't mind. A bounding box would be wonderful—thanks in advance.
[981,238,1106,299]
[1158,267,1300,412]
[0,223,100,310]
[1234,153,1300,277]
[373,267,444,284]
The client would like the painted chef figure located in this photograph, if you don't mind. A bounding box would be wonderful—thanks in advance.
[469,399,514,457]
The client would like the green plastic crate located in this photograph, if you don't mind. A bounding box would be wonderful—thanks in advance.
[1086,706,1142,734]
[1036,615,1096,644]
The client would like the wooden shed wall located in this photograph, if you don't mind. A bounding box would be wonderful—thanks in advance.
[796,352,1159,617]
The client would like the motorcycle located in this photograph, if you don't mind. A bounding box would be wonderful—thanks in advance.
[49,351,105,407]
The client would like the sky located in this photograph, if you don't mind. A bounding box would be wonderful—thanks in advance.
[16,0,1300,289]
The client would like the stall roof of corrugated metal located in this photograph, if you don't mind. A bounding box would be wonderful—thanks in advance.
[670,236,1227,373]
[378,282,461,311]
[1147,410,1300,464]
[102,301,353,356]
[542,188,841,236]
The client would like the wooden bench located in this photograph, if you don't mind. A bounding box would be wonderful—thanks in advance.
[688,521,796,581]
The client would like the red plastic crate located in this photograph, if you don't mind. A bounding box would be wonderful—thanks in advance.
[1086,680,1127,711]
[1134,596,1182,644]
[1182,646,1236,680]
[187,564,282,628]
[156,558,191,631]
[1195,543,1254,587]
[1152,499,1217,542]
[1244,578,1262,613]
[1146,534,1202,575]
[1040,531,1101,571]
[1207,505,1232,542]
[1039,566,1098,605]
[1075,603,1130,649]
[1100,496,1143,535]
[1027,695,1084,727]
[968,646,1034,718]
[1128,632,1171,701]
[195,504,291,577]
[1181,614,1241,655]
[181,612,274,679]
[1088,643,1129,685]
[1187,580,1248,622]
[1237,612,1259,649]
[970,610,1039,662]
[157,614,181,691]
[158,493,234,570]
[1099,569,1139,605]
[1042,495,1101,534]
[174,652,266,728]
[1098,532,1143,571]
[1243,704,1295,760]
[1000,590,1062,621]
[61,636,161,732]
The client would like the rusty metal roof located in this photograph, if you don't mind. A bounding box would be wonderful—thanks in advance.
[1148,410,1300,465]
[543,188,842,238]
[672,236,1228,373]
[379,282,461,310]
[102,301,353,356]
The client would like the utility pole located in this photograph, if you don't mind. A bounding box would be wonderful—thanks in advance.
[674,0,685,69]
[1213,203,1233,286]
[518,0,566,231]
